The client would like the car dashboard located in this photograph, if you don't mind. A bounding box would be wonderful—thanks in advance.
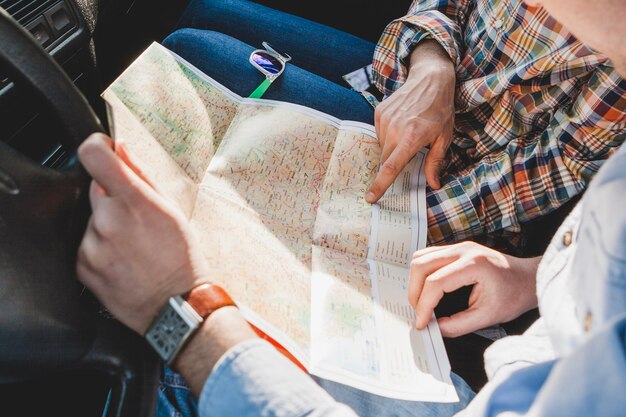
[0,0,94,169]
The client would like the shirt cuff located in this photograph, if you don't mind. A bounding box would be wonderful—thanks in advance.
[373,12,461,96]
[199,339,356,417]
[399,12,461,67]
[426,174,483,245]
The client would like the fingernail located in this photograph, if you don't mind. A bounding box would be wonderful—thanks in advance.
[414,314,420,329]
[365,192,375,203]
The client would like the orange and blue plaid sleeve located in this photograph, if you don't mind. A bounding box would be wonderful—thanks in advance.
[372,0,470,96]
[426,65,626,245]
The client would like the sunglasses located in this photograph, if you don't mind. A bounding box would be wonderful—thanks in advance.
[248,42,291,99]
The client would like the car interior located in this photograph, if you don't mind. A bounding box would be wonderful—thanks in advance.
[0,1,580,416]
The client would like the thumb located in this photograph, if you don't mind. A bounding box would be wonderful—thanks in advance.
[79,133,137,197]
[437,307,491,338]
[424,137,449,190]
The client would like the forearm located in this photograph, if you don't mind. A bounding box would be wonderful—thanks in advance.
[408,39,454,74]
[404,39,456,119]
[173,306,257,396]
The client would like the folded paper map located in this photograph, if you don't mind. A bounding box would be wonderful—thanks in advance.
[103,42,457,403]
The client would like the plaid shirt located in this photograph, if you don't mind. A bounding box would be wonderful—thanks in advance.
[373,0,626,245]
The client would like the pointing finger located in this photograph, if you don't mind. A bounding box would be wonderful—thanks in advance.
[365,144,415,203]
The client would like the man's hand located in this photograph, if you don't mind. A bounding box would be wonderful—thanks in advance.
[76,133,210,334]
[77,134,258,394]
[409,242,541,338]
[365,40,455,204]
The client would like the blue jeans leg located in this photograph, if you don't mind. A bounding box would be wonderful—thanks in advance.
[156,365,198,417]
[175,0,376,86]
[162,28,375,124]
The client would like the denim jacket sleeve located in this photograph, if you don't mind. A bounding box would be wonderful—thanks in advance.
[198,339,358,417]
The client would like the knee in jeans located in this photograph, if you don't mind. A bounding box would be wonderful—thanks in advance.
[162,28,231,53]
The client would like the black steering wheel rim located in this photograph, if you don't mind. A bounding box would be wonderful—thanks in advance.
[0,8,158,417]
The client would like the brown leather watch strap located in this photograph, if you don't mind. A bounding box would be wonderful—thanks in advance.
[184,283,236,319]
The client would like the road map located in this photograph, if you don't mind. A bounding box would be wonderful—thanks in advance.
[103,42,457,402]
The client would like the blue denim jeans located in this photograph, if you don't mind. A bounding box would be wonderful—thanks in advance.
[157,366,199,417]
[163,0,376,124]
[176,0,377,88]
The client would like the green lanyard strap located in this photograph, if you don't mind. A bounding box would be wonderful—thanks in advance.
[248,78,273,99]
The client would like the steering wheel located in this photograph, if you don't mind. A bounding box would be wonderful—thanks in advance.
[0,8,158,417]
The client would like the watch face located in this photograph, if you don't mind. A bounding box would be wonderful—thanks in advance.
[146,305,193,362]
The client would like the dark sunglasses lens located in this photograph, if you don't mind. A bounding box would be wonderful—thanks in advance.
[251,52,283,74]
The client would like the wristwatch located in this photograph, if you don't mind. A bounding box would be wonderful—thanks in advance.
[145,283,236,365]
